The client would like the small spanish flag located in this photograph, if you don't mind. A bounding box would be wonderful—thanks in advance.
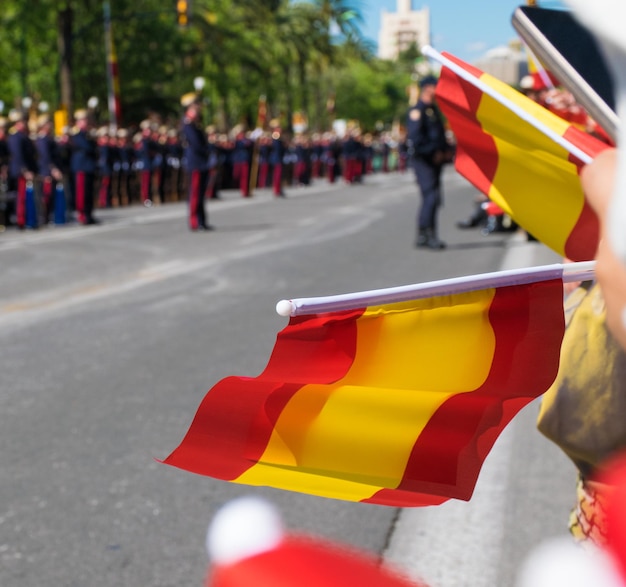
[163,265,572,506]
[431,50,609,262]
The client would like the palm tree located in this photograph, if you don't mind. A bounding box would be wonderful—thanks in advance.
[313,0,364,38]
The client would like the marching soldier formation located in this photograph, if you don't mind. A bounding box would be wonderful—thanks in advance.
[0,97,410,232]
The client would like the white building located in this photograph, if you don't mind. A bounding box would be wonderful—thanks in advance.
[473,42,529,86]
[378,0,430,61]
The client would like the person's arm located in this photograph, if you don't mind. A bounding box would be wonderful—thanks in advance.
[581,148,626,350]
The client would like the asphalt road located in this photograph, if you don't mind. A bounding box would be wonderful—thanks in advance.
[1,169,575,587]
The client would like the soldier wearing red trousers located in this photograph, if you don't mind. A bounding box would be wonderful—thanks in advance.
[70,109,99,225]
[7,111,37,229]
[181,93,211,231]
[232,128,252,197]
[35,114,63,223]
[269,124,286,197]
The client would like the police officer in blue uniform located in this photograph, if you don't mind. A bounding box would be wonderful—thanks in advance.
[407,75,452,250]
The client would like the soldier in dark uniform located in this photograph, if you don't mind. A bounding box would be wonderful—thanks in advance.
[269,123,286,197]
[136,120,155,206]
[56,126,74,213]
[115,128,134,205]
[70,109,99,225]
[321,132,338,183]
[7,111,37,229]
[205,128,223,199]
[407,75,452,250]
[96,127,114,209]
[35,114,63,223]
[342,128,359,184]
[153,125,168,204]
[0,117,12,227]
[181,93,211,231]
[310,133,323,179]
[232,128,252,197]
[256,132,271,189]
[165,128,184,201]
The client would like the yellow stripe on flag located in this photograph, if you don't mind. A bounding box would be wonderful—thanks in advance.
[236,289,496,501]
[474,76,586,250]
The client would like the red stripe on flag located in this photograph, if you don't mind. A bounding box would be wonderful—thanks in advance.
[163,309,364,480]
[436,58,499,197]
[365,279,564,506]
[562,125,603,260]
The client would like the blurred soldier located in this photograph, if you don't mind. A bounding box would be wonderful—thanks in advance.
[136,120,155,206]
[321,132,339,183]
[56,126,74,213]
[269,122,286,197]
[257,132,271,188]
[96,126,114,208]
[206,127,222,200]
[341,128,359,184]
[363,133,374,175]
[232,127,252,197]
[407,75,452,250]
[310,133,323,179]
[70,109,99,225]
[115,128,134,205]
[181,92,211,231]
[293,134,311,186]
[0,117,10,227]
[153,125,168,204]
[165,128,184,201]
[381,133,391,173]
[7,110,37,229]
[107,128,121,205]
[35,114,63,223]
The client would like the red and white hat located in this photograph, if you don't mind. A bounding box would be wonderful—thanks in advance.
[204,496,427,587]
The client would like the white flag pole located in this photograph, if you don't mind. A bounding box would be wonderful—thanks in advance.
[276,262,595,317]
[421,45,593,165]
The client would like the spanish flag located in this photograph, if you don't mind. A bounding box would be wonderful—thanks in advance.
[428,48,609,262]
[163,264,577,506]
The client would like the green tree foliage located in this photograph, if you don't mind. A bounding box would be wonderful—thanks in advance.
[0,0,414,132]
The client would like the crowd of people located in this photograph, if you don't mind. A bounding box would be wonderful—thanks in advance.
[0,103,412,231]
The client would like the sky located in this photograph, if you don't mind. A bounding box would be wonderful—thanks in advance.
[358,0,567,62]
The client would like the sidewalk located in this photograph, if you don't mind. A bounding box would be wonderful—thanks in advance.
[383,232,569,587]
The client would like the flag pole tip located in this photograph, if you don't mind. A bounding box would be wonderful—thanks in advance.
[276,300,295,317]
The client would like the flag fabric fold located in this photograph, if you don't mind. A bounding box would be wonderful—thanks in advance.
[432,50,609,262]
[164,269,566,507]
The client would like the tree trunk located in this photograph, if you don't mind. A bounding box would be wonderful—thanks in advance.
[297,52,309,122]
[283,62,294,134]
[57,6,73,117]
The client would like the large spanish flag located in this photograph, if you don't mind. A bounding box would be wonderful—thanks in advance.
[163,265,577,506]
[429,48,609,262]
